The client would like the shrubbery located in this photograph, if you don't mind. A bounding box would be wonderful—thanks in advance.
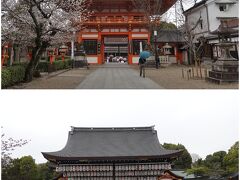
[55,56,71,61]
[1,59,73,88]
[1,65,26,88]
[54,59,73,70]
[37,61,49,72]
[37,59,73,72]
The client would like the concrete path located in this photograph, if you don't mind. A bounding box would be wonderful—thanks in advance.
[76,63,163,89]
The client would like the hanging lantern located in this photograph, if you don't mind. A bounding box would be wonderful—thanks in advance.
[47,48,56,64]
[1,45,9,67]
[27,46,33,61]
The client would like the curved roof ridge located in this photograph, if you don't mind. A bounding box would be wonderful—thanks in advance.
[71,126,155,132]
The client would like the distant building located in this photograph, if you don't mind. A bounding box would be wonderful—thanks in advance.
[42,126,182,180]
[158,170,185,180]
[158,170,206,180]
[77,0,177,64]
[2,1,178,66]
[183,0,239,62]
[155,30,186,64]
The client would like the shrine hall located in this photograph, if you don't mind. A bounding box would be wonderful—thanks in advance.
[42,126,183,180]
[78,0,177,64]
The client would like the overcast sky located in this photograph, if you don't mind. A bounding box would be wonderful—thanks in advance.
[162,0,201,24]
[1,90,239,164]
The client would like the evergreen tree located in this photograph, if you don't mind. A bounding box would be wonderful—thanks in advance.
[224,141,239,174]
[163,143,192,169]
[187,141,239,178]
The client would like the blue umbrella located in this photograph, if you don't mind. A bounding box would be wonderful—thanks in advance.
[140,51,151,59]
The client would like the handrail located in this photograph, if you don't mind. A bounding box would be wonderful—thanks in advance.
[85,16,148,24]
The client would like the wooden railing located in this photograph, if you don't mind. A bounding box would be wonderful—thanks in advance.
[85,16,148,24]
[159,56,170,64]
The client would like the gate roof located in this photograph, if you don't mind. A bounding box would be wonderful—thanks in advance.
[42,126,182,161]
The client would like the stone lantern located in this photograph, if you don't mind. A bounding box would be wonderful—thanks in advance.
[206,23,239,83]
[163,43,172,55]
[59,45,68,61]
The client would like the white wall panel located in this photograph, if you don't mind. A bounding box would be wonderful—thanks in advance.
[87,56,98,63]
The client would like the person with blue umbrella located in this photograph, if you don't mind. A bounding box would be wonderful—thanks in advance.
[140,50,151,59]
[138,45,152,78]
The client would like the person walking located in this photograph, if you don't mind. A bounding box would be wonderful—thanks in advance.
[139,45,151,78]
[139,57,146,78]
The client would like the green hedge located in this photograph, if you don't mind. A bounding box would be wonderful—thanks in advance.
[53,60,73,70]
[1,65,26,88]
[12,61,28,67]
[55,56,71,61]
[37,62,49,72]
[37,59,73,72]
[1,59,73,88]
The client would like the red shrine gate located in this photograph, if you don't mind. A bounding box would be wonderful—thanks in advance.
[77,0,177,64]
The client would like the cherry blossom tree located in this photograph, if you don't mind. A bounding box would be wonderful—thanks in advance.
[131,0,164,32]
[2,0,91,82]
[178,0,206,78]
[1,132,29,168]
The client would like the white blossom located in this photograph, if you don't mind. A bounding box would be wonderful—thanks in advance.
[1,0,92,47]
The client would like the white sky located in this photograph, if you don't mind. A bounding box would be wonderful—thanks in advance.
[1,90,239,164]
[162,0,201,24]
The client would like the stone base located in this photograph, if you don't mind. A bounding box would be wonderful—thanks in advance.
[212,59,239,72]
[207,60,239,84]
[206,71,239,84]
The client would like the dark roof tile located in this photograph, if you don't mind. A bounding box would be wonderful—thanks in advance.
[42,126,182,161]
[156,30,185,43]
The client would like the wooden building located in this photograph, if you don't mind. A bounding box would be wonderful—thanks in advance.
[78,0,177,64]
[158,170,184,180]
[42,126,182,180]
[155,30,186,64]
[183,0,239,64]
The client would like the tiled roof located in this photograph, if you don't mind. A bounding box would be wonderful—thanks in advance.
[42,126,182,161]
[156,30,185,43]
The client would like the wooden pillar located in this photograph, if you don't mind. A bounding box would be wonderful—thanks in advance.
[148,32,151,44]
[179,51,183,64]
[77,32,82,43]
[98,31,102,64]
[113,163,116,180]
[128,31,133,64]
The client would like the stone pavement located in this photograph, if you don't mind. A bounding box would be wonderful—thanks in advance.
[76,63,162,89]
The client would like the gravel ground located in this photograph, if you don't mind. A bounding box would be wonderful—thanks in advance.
[10,67,97,89]
[131,64,239,89]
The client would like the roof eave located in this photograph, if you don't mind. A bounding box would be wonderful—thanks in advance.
[42,151,182,162]
[164,170,185,179]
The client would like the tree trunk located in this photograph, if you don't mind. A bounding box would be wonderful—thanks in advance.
[24,42,48,82]
[14,44,20,62]
[24,60,35,82]
[10,45,14,66]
